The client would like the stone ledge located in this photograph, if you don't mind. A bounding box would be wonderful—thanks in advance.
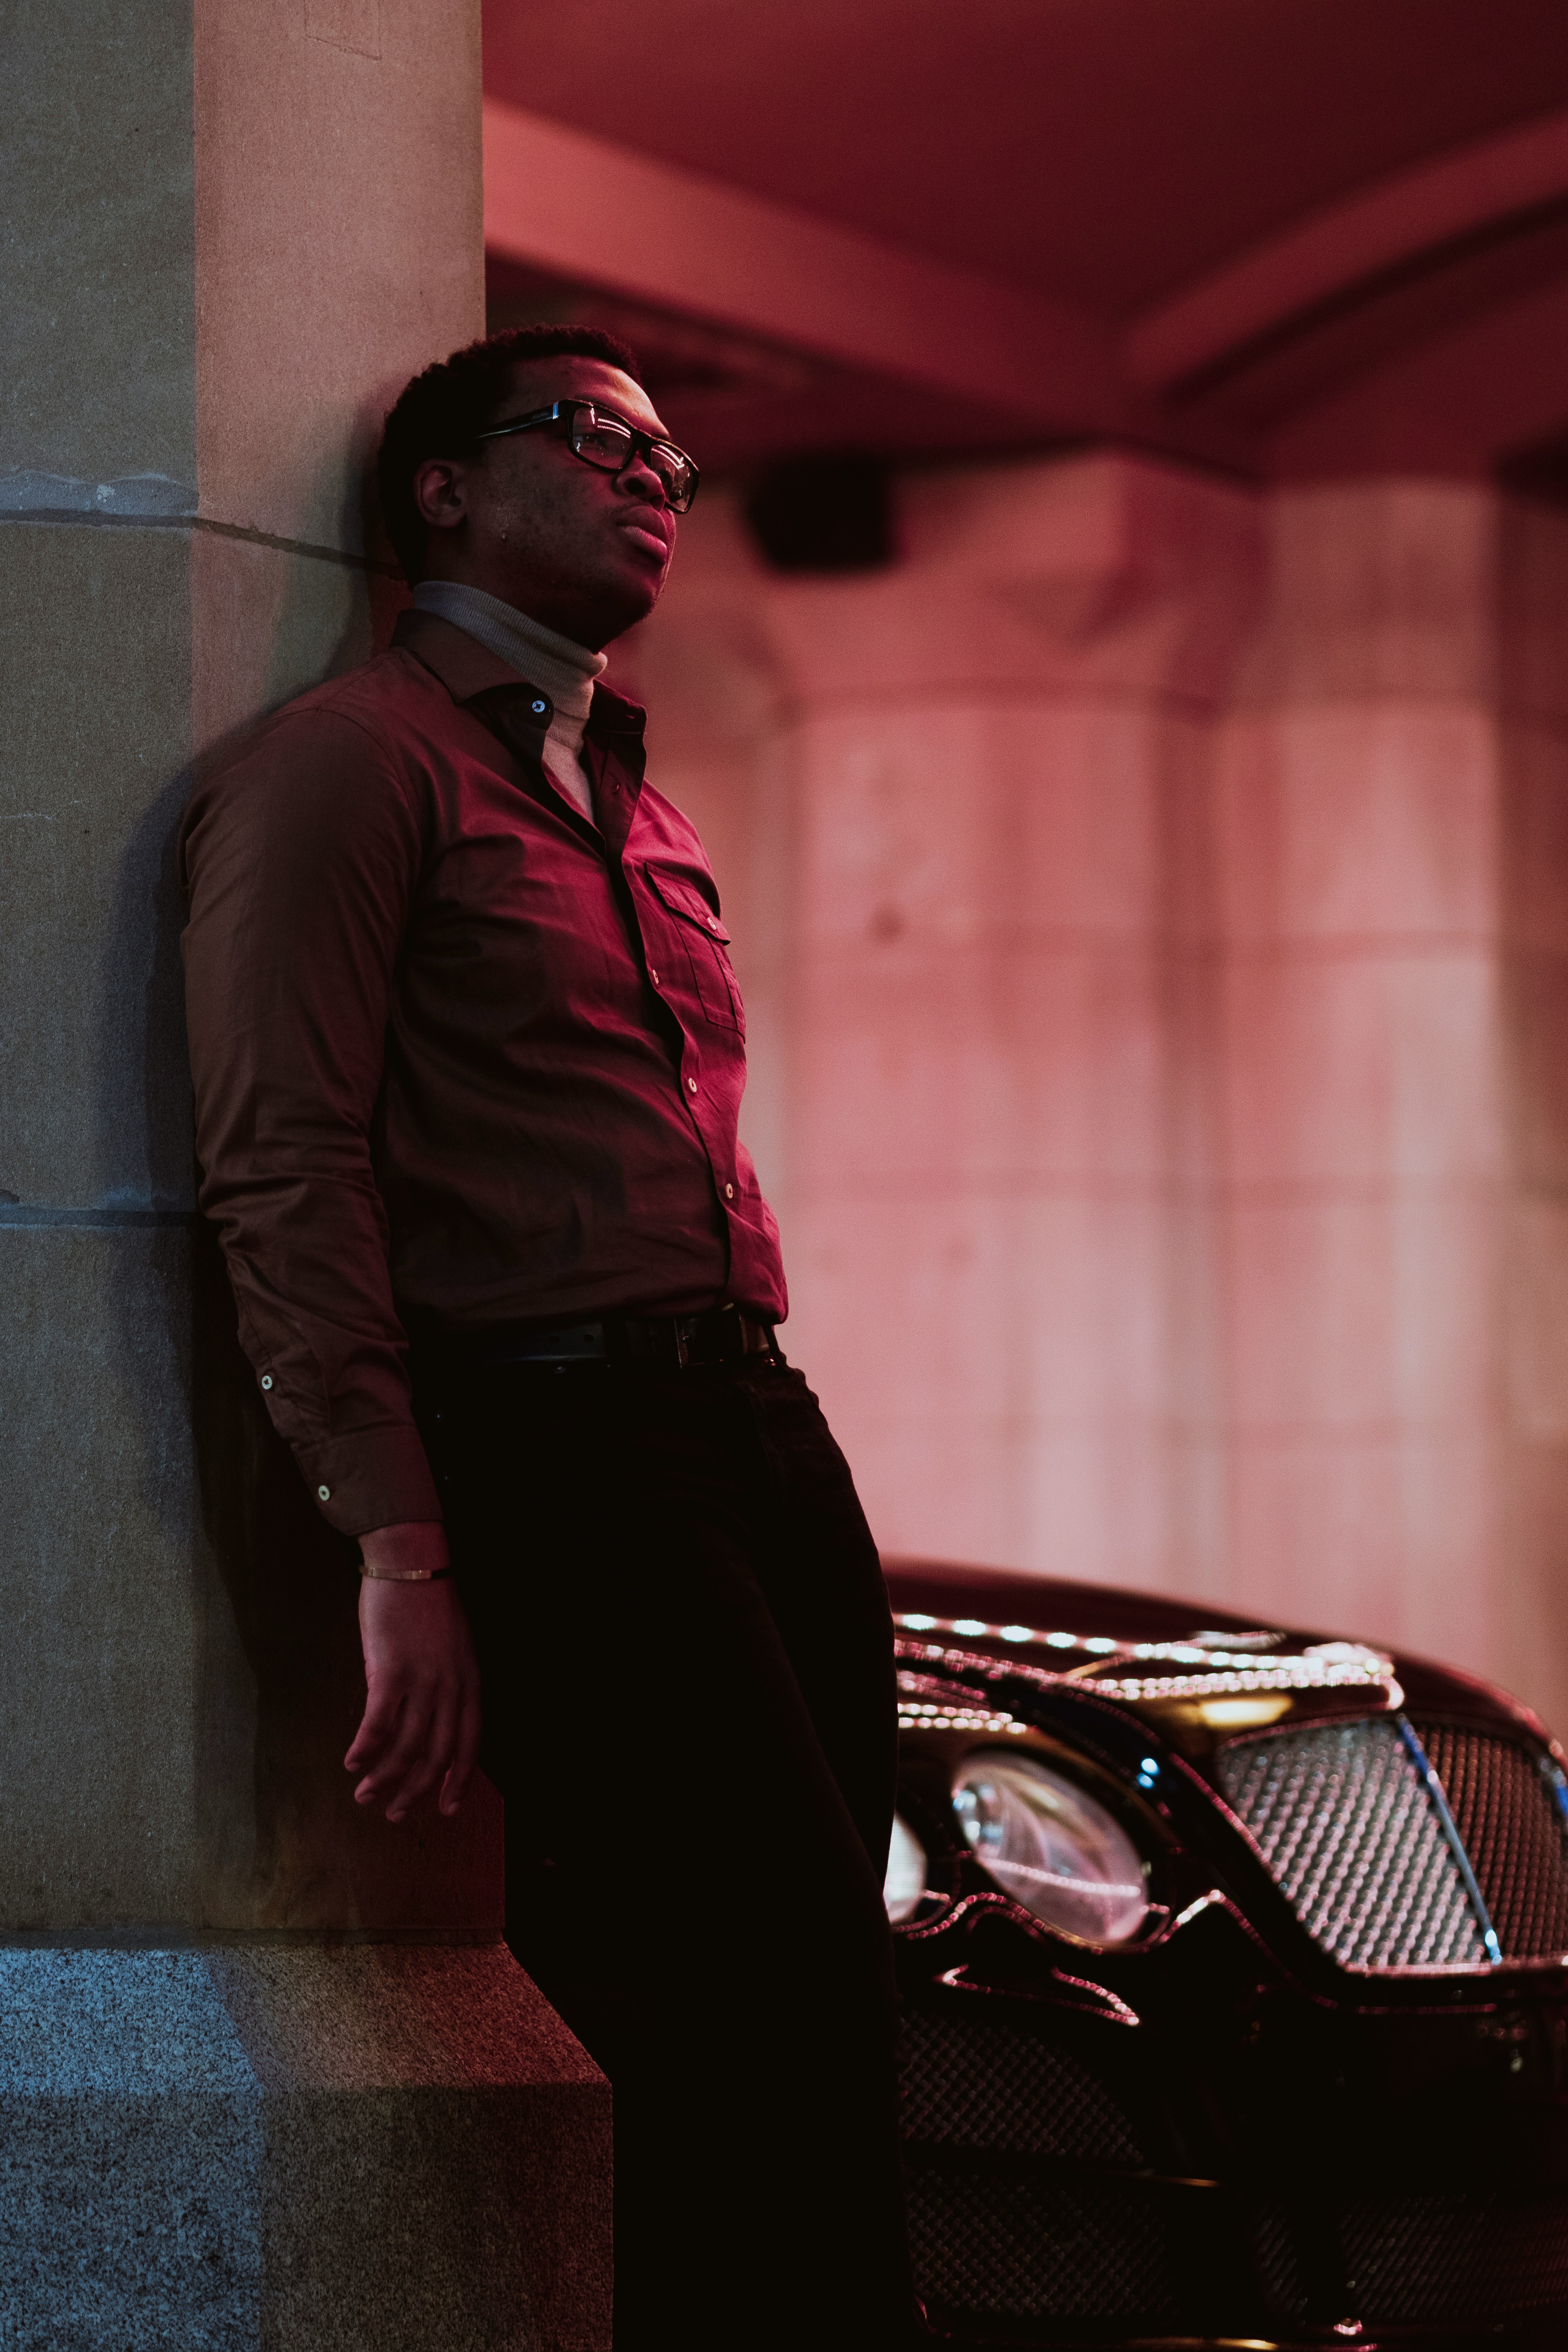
[0,1943,611,2351]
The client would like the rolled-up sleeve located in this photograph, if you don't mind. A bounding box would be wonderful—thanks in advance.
[178,706,441,1536]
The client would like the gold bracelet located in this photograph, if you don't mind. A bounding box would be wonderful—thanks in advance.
[358,1563,455,1581]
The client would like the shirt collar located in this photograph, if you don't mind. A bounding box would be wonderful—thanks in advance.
[392,608,647,742]
[410,580,605,718]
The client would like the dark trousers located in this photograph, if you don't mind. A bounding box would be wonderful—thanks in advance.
[418,1352,914,2350]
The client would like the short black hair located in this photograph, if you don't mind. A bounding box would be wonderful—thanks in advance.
[376,323,642,582]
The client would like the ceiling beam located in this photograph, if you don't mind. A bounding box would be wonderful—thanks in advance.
[1127,105,1568,391]
[483,98,1128,436]
[1267,269,1568,477]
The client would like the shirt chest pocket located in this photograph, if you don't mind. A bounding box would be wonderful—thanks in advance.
[643,864,745,1034]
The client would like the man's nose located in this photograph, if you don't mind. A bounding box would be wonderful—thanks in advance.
[617,448,669,508]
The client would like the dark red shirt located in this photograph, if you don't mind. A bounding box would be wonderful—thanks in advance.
[178,610,786,1537]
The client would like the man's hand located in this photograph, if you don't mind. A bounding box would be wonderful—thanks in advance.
[344,1526,482,1822]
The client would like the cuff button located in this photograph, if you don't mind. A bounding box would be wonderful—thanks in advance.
[260,1375,272,1391]
[317,1485,330,1502]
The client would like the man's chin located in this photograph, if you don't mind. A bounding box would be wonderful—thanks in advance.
[593,561,667,643]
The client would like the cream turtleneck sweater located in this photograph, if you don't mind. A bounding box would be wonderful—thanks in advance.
[412,579,608,823]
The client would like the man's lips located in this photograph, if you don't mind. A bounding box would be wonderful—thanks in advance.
[617,510,672,563]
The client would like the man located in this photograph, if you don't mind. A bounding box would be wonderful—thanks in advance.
[179,325,915,2349]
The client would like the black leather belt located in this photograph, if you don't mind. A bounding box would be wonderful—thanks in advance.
[463,1300,778,1371]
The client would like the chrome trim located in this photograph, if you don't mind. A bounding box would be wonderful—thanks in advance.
[1397,1715,1504,1963]
[892,1628,1397,1706]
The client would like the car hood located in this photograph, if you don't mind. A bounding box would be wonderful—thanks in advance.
[882,1555,1553,1754]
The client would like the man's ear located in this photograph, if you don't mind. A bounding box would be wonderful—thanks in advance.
[412,455,470,534]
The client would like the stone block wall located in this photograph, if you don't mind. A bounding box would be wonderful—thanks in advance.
[2,5,609,2341]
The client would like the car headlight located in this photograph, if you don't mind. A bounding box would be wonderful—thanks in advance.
[951,1750,1148,1944]
[884,1810,928,1923]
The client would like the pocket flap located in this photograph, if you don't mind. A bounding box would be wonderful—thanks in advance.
[644,864,732,942]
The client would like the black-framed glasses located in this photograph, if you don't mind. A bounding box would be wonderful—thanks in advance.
[475,399,700,515]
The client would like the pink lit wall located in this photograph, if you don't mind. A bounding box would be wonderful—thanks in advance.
[609,457,1568,1736]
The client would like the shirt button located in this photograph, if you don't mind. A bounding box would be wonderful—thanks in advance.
[317,1485,330,1502]
[531,698,548,715]
[649,969,659,985]
[687,1076,698,1093]
[260,1375,273,1391]
[725,1182,734,1199]
[706,916,720,931]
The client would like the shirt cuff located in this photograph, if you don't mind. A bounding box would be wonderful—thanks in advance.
[293,1423,443,1537]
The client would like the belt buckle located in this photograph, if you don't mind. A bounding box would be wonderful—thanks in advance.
[673,1305,740,1367]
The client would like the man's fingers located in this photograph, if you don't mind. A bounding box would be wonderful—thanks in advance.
[385,1696,458,1823]
[349,1581,481,1821]
[344,1687,406,1777]
[440,1683,485,1817]
[353,1693,435,1809]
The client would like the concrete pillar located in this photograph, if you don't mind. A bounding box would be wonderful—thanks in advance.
[618,456,1568,1740]
[1215,483,1568,1731]
[2,7,609,2343]
[613,456,1261,1589]
[764,457,1262,1589]
[1500,496,1568,1737]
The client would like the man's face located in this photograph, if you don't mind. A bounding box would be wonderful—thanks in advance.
[413,357,682,648]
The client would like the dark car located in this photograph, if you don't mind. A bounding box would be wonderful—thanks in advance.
[883,1558,1568,2350]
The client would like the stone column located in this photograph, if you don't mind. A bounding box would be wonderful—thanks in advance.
[1501,495,1568,1736]
[621,457,1568,1739]
[1214,482,1568,1731]
[2,6,608,2343]
[615,456,1261,1591]
[762,457,1262,1589]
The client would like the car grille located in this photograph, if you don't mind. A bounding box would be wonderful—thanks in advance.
[903,2165,1176,2324]
[1256,2190,1568,2324]
[1216,1719,1487,1967]
[898,2005,1171,2323]
[1215,1717,1568,1969]
[898,2005,1143,2162]
[1413,1722,1568,1960]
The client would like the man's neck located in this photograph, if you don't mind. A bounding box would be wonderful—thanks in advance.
[411,579,607,717]
[411,581,608,826]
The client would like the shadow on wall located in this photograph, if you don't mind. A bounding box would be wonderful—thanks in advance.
[189,1228,502,1930]
[95,439,498,1931]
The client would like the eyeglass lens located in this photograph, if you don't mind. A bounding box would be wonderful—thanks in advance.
[569,407,697,513]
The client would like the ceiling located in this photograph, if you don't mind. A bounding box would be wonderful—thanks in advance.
[482,0,1568,486]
